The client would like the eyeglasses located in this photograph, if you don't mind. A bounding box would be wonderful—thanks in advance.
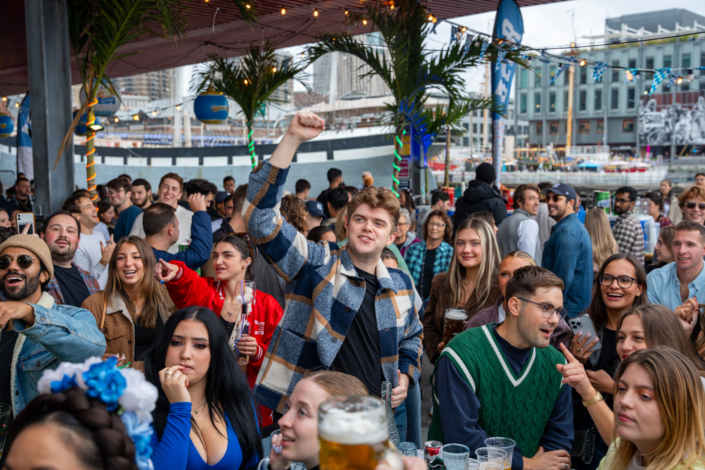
[428,223,446,228]
[599,274,638,289]
[108,189,124,197]
[398,222,409,227]
[546,195,566,203]
[518,297,567,319]
[685,201,705,210]
[0,254,35,270]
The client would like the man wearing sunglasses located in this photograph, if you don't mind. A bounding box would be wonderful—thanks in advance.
[612,186,645,265]
[0,234,106,415]
[430,266,573,470]
[541,183,593,318]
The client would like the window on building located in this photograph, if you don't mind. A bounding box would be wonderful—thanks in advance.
[611,88,619,109]
[579,90,587,111]
[701,79,705,92]
[520,94,527,114]
[646,57,654,70]
[663,55,672,69]
[579,121,591,134]
[549,92,556,112]
[596,120,604,135]
[627,88,636,109]
[520,69,528,89]
[535,92,541,112]
[565,67,570,86]
[549,122,559,135]
[628,58,636,69]
[681,82,690,91]
[623,119,635,133]
[549,65,557,86]
[463,137,469,147]
[612,61,620,82]
[594,89,603,111]
[580,67,587,85]
[535,68,542,87]
[462,123,469,131]
[537,121,543,134]
[473,123,478,133]
[702,52,705,68]
[683,53,691,69]
[564,91,569,112]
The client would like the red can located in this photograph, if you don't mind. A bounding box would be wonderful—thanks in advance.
[424,440,443,463]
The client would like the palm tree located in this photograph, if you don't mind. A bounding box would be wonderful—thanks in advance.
[59,0,255,200]
[306,0,523,196]
[192,42,309,169]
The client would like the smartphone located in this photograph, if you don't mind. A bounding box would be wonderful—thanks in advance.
[568,314,602,351]
[16,212,35,235]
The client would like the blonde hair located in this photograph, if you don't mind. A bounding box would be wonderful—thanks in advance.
[585,208,619,269]
[448,218,500,308]
[609,347,705,470]
[503,250,537,267]
[305,370,369,397]
[347,186,400,232]
[335,205,348,242]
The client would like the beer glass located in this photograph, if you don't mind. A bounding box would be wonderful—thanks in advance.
[319,396,403,470]
[484,438,515,470]
[443,309,468,345]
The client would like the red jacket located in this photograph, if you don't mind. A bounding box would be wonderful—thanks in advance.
[164,261,284,390]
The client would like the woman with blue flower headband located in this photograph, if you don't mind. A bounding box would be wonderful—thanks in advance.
[1,356,159,470]
[144,306,263,470]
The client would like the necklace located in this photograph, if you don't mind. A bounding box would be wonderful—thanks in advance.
[223,302,241,318]
[191,401,207,419]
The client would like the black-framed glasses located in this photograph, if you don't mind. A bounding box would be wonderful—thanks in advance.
[546,195,566,203]
[685,201,705,210]
[518,297,567,319]
[0,254,35,270]
[599,274,638,289]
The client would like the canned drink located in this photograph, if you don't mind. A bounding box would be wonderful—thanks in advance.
[593,191,611,214]
[178,244,189,252]
[424,441,443,463]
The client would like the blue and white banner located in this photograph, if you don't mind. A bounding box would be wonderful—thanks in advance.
[491,0,523,186]
[16,93,33,181]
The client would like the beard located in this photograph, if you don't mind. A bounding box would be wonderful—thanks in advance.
[1,270,42,301]
[516,306,551,349]
[49,238,76,264]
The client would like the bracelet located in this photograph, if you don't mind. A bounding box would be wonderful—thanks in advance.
[582,391,604,407]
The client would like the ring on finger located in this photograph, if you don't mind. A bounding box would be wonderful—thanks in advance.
[577,348,583,352]
[165,371,174,377]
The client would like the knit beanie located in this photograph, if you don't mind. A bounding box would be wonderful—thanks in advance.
[0,234,54,281]
[475,162,496,184]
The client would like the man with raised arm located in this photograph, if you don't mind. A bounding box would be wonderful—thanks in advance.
[244,111,424,416]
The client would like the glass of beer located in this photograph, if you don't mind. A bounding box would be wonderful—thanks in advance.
[319,396,403,470]
[443,309,468,345]
[475,447,507,470]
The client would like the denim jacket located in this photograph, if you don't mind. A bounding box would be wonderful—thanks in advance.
[541,213,593,318]
[5,292,106,414]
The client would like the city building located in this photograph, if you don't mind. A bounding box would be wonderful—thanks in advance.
[519,8,705,157]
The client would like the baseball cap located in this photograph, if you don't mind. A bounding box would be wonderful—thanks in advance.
[305,200,325,218]
[541,183,576,202]
[215,191,229,204]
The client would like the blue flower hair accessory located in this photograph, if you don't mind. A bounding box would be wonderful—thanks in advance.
[38,357,159,470]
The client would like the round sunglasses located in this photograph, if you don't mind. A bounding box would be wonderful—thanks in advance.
[0,254,36,270]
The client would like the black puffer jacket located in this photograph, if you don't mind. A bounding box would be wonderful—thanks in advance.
[452,180,507,231]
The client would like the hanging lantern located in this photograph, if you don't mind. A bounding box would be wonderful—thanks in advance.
[193,86,229,124]
[0,113,14,138]
[79,79,121,117]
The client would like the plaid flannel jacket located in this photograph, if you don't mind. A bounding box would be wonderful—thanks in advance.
[0,263,100,305]
[244,161,424,412]
[612,211,645,265]
[404,240,454,301]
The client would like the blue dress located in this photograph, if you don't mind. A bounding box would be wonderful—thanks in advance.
[150,402,259,470]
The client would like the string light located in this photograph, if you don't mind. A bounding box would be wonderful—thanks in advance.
[313,9,318,17]
[344,9,349,15]
[579,59,586,66]
[152,110,157,115]
[362,19,367,25]
[280,7,286,14]
[14,103,19,108]
[244,79,249,85]
[428,14,434,22]
[176,104,181,110]
[133,115,139,121]
[272,67,277,72]
[677,77,683,84]
[114,117,119,122]
[245,4,250,8]
[1,97,5,102]
[460,27,467,33]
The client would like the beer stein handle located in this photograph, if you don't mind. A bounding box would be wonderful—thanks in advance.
[380,449,405,470]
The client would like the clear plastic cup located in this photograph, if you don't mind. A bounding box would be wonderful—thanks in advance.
[484,437,516,470]
[475,447,507,470]
[398,442,418,457]
[442,444,470,470]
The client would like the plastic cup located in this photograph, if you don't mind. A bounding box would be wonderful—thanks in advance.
[398,442,417,457]
[475,447,507,470]
[484,437,515,470]
[467,458,481,470]
[442,444,470,470]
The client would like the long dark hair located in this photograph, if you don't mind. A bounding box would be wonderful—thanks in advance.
[215,234,255,280]
[144,307,262,466]
[588,253,648,332]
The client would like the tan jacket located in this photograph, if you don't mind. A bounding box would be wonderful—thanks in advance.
[82,292,171,368]
[668,194,682,225]
[422,272,502,364]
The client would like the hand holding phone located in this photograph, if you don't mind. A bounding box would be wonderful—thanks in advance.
[16,212,35,235]
[568,314,602,362]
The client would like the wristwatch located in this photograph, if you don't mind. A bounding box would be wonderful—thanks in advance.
[582,391,604,407]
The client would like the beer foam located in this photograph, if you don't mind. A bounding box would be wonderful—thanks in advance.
[318,407,389,445]
[445,309,467,321]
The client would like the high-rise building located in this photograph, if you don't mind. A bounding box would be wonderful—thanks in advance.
[112,69,175,101]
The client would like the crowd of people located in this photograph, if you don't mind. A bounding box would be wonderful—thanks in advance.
[1,111,705,470]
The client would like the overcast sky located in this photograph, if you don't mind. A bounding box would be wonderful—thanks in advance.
[185,1,705,96]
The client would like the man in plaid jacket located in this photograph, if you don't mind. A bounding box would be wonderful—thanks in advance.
[244,111,424,414]
[612,186,645,265]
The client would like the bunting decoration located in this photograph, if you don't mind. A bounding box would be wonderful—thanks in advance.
[495,45,508,72]
[550,63,568,85]
[281,58,291,73]
[539,49,550,64]
[624,68,639,83]
[450,25,460,44]
[592,62,607,82]
[463,35,474,55]
[478,38,490,62]
[668,73,682,88]
[650,68,670,94]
